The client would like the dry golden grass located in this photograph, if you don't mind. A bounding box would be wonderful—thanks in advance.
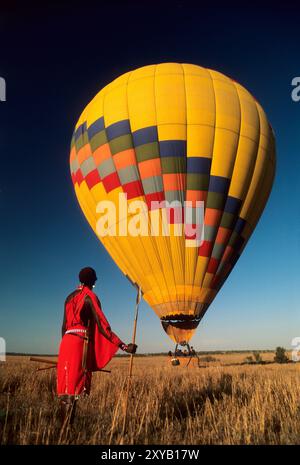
[1,354,300,445]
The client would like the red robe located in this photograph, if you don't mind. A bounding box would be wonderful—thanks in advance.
[57,285,123,397]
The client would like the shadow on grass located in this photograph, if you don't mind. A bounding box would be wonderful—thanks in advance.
[158,373,237,421]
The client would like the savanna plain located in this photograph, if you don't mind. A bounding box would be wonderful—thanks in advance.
[1,352,299,445]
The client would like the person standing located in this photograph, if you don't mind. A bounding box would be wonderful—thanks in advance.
[56,267,137,426]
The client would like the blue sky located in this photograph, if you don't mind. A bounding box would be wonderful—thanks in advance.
[0,2,299,353]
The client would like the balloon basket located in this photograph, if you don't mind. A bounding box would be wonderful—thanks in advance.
[168,342,200,368]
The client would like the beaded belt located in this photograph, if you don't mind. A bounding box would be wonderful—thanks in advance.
[65,329,87,334]
[65,329,88,340]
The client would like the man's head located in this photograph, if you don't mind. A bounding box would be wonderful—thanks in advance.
[79,267,97,288]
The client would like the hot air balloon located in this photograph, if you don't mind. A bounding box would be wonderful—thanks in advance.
[69,63,276,348]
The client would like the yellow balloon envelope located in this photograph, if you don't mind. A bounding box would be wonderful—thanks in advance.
[70,63,276,345]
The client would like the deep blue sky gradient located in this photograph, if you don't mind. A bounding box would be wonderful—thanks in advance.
[0,2,299,353]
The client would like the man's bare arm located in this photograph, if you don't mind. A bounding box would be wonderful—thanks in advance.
[61,301,67,338]
[85,295,112,341]
[84,295,137,353]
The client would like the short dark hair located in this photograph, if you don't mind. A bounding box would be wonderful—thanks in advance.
[79,267,97,285]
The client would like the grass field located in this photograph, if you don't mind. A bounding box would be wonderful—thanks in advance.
[1,353,300,445]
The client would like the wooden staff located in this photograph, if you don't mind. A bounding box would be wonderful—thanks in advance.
[122,285,142,435]
[30,356,57,365]
[36,365,56,372]
[29,356,111,373]
[82,322,90,370]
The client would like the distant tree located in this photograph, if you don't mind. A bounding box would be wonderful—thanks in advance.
[274,347,289,364]
[253,351,263,363]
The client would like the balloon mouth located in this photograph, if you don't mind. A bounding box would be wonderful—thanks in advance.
[161,319,200,329]
[150,302,210,321]
[161,318,201,344]
[161,314,201,322]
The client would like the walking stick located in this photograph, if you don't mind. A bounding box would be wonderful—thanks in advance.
[121,285,142,436]
[29,356,111,373]
[30,357,57,365]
